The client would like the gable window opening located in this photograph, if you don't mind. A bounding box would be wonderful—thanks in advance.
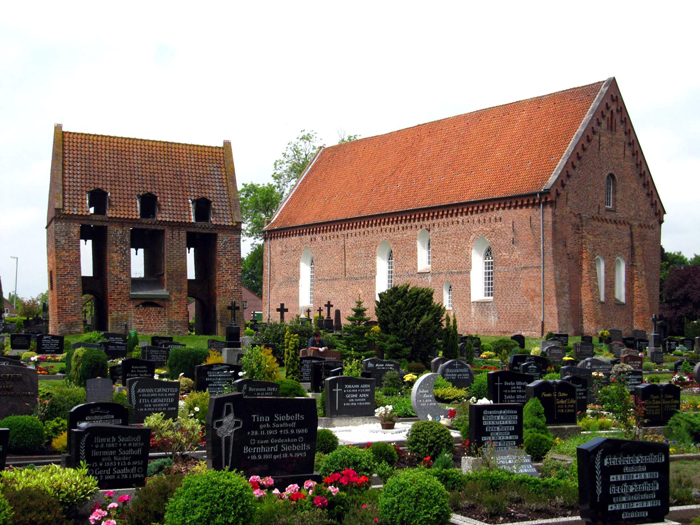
[191,197,212,223]
[138,193,158,219]
[606,174,615,209]
[87,188,108,216]
[484,247,494,298]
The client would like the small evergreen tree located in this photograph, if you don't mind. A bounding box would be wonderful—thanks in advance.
[443,313,459,359]
[463,338,475,364]
[340,297,371,359]
[283,328,301,382]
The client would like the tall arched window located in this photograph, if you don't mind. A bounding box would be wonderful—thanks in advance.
[443,281,453,309]
[595,256,605,302]
[615,257,626,303]
[417,229,431,271]
[376,241,394,298]
[299,248,314,307]
[606,174,615,209]
[471,237,494,301]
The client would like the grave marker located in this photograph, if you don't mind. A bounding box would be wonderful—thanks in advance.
[325,376,376,417]
[608,329,623,343]
[0,365,38,418]
[411,373,449,420]
[519,359,544,379]
[86,377,114,403]
[487,370,535,404]
[431,357,448,373]
[620,353,644,371]
[631,329,647,340]
[509,354,548,372]
[67,402,129,451]
[511,334,525,349]
[195,363,241,396]
[544,345,565,365]
[581,335,593,344]
[36,334,64,354]
[127,378,180,424]
[634,383,681,426]
[208,339,226,353]
[437,359,474,389]
[234,378,281,397]
[573,341,595,360]
[151,336,173,347]
[553,333,569,346]
[310,360,343,392]
[101,342,127,359]
[362,358,401,384]
[525,380,577,425]
[469,403,523,453]
[300,356,324,383]
[141,346,170,367]
[10,334,31,351]
[636,339,650,352]
[121,358,156,384]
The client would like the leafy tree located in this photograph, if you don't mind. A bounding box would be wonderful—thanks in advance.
[239,182,282,241]
[242,244,264,296]
[17,293,46,318]
[375,284,445,365]
[339,297,371,359]
[271,130,323,196]
[443,313,459,359]
[660,265,700,335]
[660,247,689,302]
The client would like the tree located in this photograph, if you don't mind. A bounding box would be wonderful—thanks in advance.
[443,313,459,359]
[239,183,282,241]
[339,297,372,359]
[375,284,445,365]
[271,130,324,196]
[242,244,264,297]
[660,265,700,335]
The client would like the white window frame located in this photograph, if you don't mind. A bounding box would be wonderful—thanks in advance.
[376,241,394,298]
[471,237,494,302]
[417,228,431,271]
[615,257,626,303]
[595,256,605,302]
[443,281,453,309]
[606,174,615,209]
[299,248,314,307]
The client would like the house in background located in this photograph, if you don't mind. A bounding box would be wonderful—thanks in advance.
[263,78,663,337]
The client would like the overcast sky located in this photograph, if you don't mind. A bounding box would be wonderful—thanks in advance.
[1,1,698,299]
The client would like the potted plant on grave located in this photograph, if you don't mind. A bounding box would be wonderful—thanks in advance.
[598,329,611,344]
[375,404,397,429]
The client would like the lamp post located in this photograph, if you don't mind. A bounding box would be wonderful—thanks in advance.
[10,256,18,310]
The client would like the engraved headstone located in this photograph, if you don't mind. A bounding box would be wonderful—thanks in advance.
[634,383,681,427]
[361,358,401,384]
[681,338,695,352]
[519,359,544,380]
[208,339,226,353]
[578,358,613,373]
[509,354,548,372]
[621,370,644,392]
[151,336,173,347]
[631,329,647,340]
[545,345,566,365]
[553,334,569,346]
[437,359,474,389]
[487,370,535,404]
[103,332,127,344]
[195,364,241,396]
[36,334,64,354]
[540,340,562,353]
[0,365,38,418]
[620,353,644,371]
[234,378,280,397]
[469,403,523,454]
[607,329,623,343]
[525,380,577,425]
[581,335,593,344]
[101,342,127,359]
[121,358,156,384]
[608,342,625,358]
[71,342,103,350]
[511,334,525,349]
[127,378,180,424]
[10,333,31,350]
[67,402,129,451]
[300,356,324,383]
[86,377,114,404]
[636,339,650,352]
[622,337,636,349]
[109,364,122,384]
[311,360,343,393]
[325,376,376,417]
[431,357,448,373]
[665,339,679,353]
[411,373,449,420]
[490,448,540,477]
[560,374,590,414]
[649,348,664,364]
[141,346,170,367]
[573,341,595,360]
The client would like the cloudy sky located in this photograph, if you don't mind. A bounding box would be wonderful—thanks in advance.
[1,1,698,299]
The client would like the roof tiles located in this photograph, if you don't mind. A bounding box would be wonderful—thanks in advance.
[268,81,605,230]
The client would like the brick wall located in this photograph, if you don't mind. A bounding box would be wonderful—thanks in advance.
[47,221,83,334]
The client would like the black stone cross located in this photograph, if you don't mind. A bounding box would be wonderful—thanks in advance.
[277,303,289,322]
[305,308,311,319]
[227,301,240,326]
[324,301,334,318]
[317,307,323,317]
[652,313,658,334]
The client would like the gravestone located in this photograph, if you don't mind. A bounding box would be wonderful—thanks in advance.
[37,334,64,354]
[0,355,23,367]
[102,342,127,359]
[636,339,650,352]
[519,359,544,380]
[161,342,185,350]
[608,343,624,358]
[71,342,103,350]
[151,336,173,347]
[573,341,595,360]
[195,364,241,396]
[693,362,700,384]
[70,424,150,489]
[553,333,569,346]
[634,383,681,427]
[525,380,577,425]
[223,348,245,366]
[206,393,318,482]
[509,354,548,372]
[141,346,170,367]
[577,437,669,525]
[0,365,38,418]
[649,348,664,364]
[631,329,647,340]
[0,429,8,470]
[127,378,180,424]
[334,309,342,332]
[10,333,31,350]
[325,376,375,417]
[540,340,561,353]
[673,359,693,374]
[361,358,401,384]
[622,337,636,349]
[578,358,613,373]
[411,373,449,420]
[487,371,536,404]
[511,334,525,349]
[664,339,678,353]
[310,360,343,393]
[109,364,122,384]
[208,339,226,353]
[300,356,324,383]
[469,403,523,453]
[621,370,644,392]
[681,338,695,351]
[490,449,539,477]
[103,332,127,344]
[431,357,448,373]
[620,353,644,371]
[67,402,129,451]
[561,374,589,414]
[234,378,280,397]
[437,359,474,389]
[121,358,156,384]
[581,335,593,344]
[607,329,623,343]
[86,378,114,403]
[544,345,565,365]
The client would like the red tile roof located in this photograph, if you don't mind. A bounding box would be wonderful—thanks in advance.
[268,81,606,230]
[59,131,238,224]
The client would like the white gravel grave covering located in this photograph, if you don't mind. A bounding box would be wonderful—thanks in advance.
[328,421,461,445]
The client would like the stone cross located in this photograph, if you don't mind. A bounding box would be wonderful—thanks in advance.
[332,384,342,411]
[317,307,323,317]
[652,314,658,334]
[324,301,334,318]
[494,376,503,402]
[227,301,240,326]
[277,303,289,322]
[305,308,312,319]
[213,402,242,469]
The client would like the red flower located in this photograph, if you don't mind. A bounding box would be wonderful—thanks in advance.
[289,492,306,502]
[250,481,260,491]
[324,473,341,484]
[447,408,456,419]
[367,441,372,448]
[313,496,328,508]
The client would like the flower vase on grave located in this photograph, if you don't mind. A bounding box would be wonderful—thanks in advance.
[439,418,452,428]
[380,421,395,430]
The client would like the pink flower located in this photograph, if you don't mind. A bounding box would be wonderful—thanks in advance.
[89,509,108,524]
[272,488,281,495]
[313,496,328,508]
[107,502,119,510]
[104,521,117,525]
[285,484,300,494]
[104,490,115,498]
[253,489,266,498]
[304,480,317,490]
[374,519,379,523]
[249,475,262,484]
[118,494,131,503]
[327,486,339,495]
[261,476,275,487]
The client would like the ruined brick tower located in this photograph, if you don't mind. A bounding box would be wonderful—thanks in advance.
[47,125,243,335]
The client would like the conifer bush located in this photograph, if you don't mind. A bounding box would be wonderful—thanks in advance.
[0,415,45,454]
[167,347,209,380]
[378,469,451,525]
[406,420,454,459]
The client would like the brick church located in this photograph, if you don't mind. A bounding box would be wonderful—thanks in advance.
[47,125,243,335]
[263,78,664,337]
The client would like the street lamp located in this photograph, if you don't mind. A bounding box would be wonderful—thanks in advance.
[10,256,18,310]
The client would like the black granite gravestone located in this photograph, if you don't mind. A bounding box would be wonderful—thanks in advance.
[573,342,595,360]
[311,360,343,393]
[67,402,129,451]
[561,374,589,415]
[208,339,226,353]
[631,329,647,340]
[578,358,613,373]
[636,339,650,352]
[0,365,37,418]
[234,378,281,397]
[334,309,342,332]
[437,359,474,389]
[553,334,569,346]
[665,339,679,353]
[621,370,644,392]
[10,334,31,350]
[509,354,548,372]
[141,346,170,367]
[121,358,156,384]
[577,437,669,525]
[491,448,540,477]
[487,370,536,404]
[195,364,241,396]
[0,429,8,470]
[540,340,561,354]
[649,348,664,364]
[70,424,150,489]
[36,334,64,354]
[151,336,173,347]
[103,332,127,344]
[300,356,324,383]
[681,338,695,351]
[622,337,636,349]
[161,342,186,350]
[325,376,376,417]
[545,345,566,365]
[525,380,577,425]
[86,378,114,404]
[634,383,681,427]
[469,403,523,454]
[127,378,180,424]
[109,364,122,384]
[581,335,593,344]
[0,356,23,367]
[361,358,401,384]
[673,359,693,374]
[608,329,623,343]
[206,393,318,480]
[431,357,448,373]
[511,335,525,349]
[519,359,544,379]
[71,342,103,350]
[101,342,127,359]
[608,343,625,358]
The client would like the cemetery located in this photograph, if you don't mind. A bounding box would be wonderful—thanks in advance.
[2,298,700,525]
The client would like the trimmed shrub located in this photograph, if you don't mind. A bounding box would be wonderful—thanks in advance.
[523,397,551,438]
[0,415,45,454]
[51,431,68,453]
[666,411,700,443]
[524,433,553,461]
[491,338,519,356]
[77,347,108,386]
[431,452,453,470]
[167,347,209,380]
[319,445,376,478]
[0,491,11,525]
[163,470,255,525]
[316,428,339,454]
[406,420,454,459]
[428,468,466,491]
[407,362,427,374]
[147,457,174,477]
[43,417,67,442]
[378,468,451,525]
[468,371,488,399]
[370,441,398,466]
[434,386,468,403]
[38,386,86,422]
[2,486,67,525]
[382,370,404,391]
[125,473,185,525]
[276,378,307,397]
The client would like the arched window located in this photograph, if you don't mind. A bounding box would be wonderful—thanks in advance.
[299,248,314,307]
[87,188,108,215]
[138,193,158,219]
[376,241,394,298]
[606,174,615,209]
[471,237,494,301]
[191,197,212,222]
[443,281,453,309]
[595,256,605,302]
[417,229,431,271]
[615,257,626,303]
